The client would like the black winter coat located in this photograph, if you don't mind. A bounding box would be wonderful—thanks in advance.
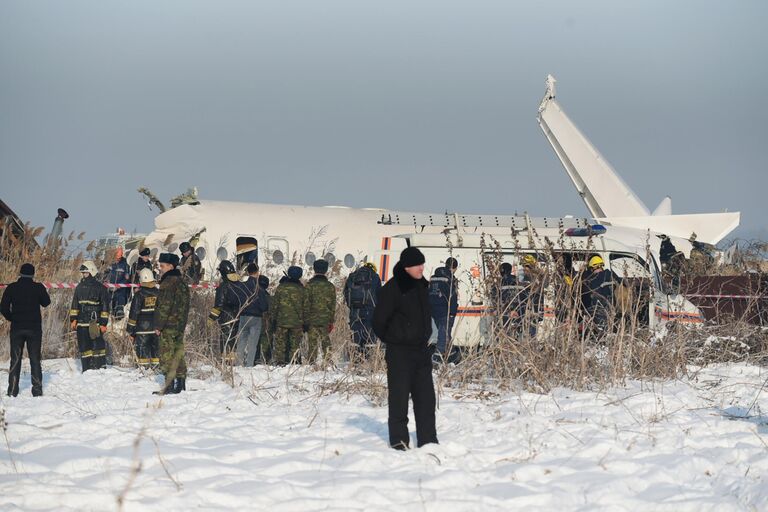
[373,262,432,349]
[241,277,269,317]
[0,277,51,331]
[69,276,110,326]
[428,267,458,318]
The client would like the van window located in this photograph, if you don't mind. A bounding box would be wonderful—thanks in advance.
[609,254,650,279]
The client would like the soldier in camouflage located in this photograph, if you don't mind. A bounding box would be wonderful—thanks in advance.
[153,253,190,394]
[303,259,337,364]
[270,266,305,365]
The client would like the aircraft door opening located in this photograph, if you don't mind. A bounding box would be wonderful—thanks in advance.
[236,236,259,271]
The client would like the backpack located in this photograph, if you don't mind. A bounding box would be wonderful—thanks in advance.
[347,269,373,308]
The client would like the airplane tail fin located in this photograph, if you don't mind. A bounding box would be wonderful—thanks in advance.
[652,196,672,216]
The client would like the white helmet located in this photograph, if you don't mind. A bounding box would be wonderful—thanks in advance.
[79,260,98,276]
[138,268,155,284]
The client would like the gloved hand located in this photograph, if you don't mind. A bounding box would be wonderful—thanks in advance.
[327,324,334,334]
[130,335,135,341]
[100,325,108,334]
[302,323,309,333]
[70,320,77,331]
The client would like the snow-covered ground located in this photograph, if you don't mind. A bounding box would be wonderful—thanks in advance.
[0,359,766,511]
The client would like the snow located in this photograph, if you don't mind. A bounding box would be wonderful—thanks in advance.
[1,359,767,511]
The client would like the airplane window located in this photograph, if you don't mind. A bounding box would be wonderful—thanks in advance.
[344,254,355,268]
[196,247,207,261]
[305,252,316,266]
[216,247,228,261]
[324,253,336,266]
[168,242,179,253]
[273,250,284,265]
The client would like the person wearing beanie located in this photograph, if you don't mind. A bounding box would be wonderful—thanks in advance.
[153,252,190,394]
[343,261,382,358]
[270,266,306,365]
[70,260,111,372]
[303,260,337,365]
[373,247,439,450]
[1,263,51,397]
[235,263,270,367]
[257,274,273,361]
[127,269,160,369]
[428,257,460,363]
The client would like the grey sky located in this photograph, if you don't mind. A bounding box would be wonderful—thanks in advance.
[2,0,766,243]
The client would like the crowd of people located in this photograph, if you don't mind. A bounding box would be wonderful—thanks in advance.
[2,241,630,450]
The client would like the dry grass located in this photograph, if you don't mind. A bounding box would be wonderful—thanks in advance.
[2,221,766,397]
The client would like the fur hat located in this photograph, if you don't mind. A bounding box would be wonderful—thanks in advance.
[258,275,270,289]
[286,266,303,281]
[158,253,179,266]
[313,259,329,274]
[246,263,259,274]
[399,247,425,268]
[139,247,151,257]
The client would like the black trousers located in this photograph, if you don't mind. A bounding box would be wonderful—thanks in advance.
[385,345,438,448]
[8,329,43,397]
[76,326,106,372]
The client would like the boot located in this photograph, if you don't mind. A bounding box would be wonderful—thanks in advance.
[173,377,186,394]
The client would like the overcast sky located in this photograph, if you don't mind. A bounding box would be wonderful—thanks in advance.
[2,1,766,244]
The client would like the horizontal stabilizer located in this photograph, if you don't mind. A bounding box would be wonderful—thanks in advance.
[597,212,740,245]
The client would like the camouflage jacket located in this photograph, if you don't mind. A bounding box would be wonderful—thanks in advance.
[154,269,190,332]
[69,276,110,326]
[271,278,305,329]
[303,275,336,327]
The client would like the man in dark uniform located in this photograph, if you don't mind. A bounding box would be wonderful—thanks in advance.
[489,262,519,338]
[1,263,51,397]
[208,260,247,360]
[256,275,272,362]
[373,247,438,451]
[179,241,203,285]
[130,247,155,285]
[69,260,110,371]
[428,257,459,361]
[581,255,621,333]
[127,268,160,369]
[343,262,381,357]
[154,252,190,394]
[106,247,131,319]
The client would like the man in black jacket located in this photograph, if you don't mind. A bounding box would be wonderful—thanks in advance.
[373,247,438,450]
[1,263,51,397]
[236,263,269,366]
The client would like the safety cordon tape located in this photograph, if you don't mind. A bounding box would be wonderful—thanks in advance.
[0,282,218,289]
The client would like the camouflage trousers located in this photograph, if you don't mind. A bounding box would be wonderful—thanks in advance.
[159,329,186,380]
[272,327,302,365]
[307,326,331,364]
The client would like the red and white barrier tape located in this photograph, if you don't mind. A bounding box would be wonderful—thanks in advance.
[0,282,218,289]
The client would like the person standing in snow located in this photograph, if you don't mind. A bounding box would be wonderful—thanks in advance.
[343,262,381,357]
[303,259,337,365]
[428,257,459,362]
[179,241,203,285]
[236,263,269,366]
[1,263,51,397]
[373,247,438,450]
[127,268,160,369]
[153,253,190,395]
[70,260,110,371]
[270,266,305,365]
[106,247,131,319]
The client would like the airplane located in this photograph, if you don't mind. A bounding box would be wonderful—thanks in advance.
[135,75,728,344]
[537,74,740,246]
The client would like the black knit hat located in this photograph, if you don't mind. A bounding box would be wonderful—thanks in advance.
[158,253,179,266]
[258,275,270,289]
[246,263,259,274]
[19,263,35,278]
[313,259,329,274]
[500,262,513,275]
[139,247,151,257]
[445,257,458,270]
[399,247,425,268]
